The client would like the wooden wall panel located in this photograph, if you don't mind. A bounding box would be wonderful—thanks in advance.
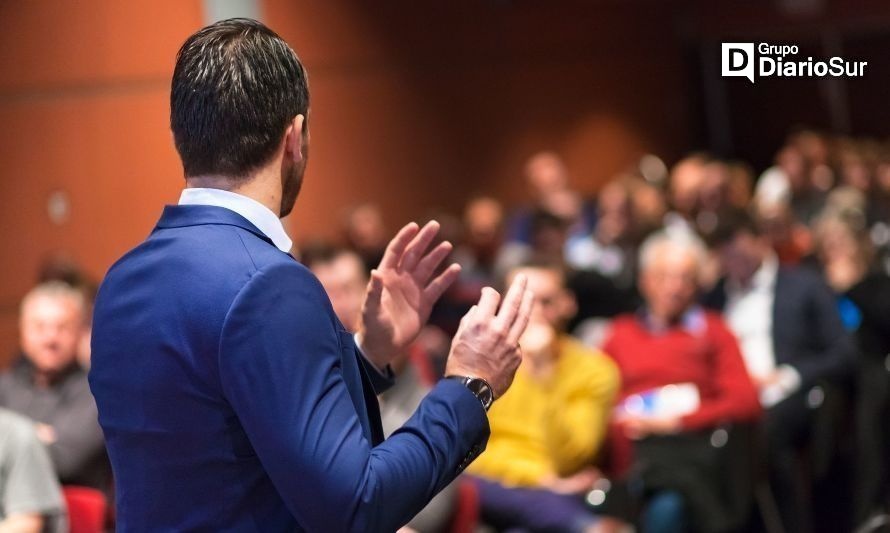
[0,1,204,366]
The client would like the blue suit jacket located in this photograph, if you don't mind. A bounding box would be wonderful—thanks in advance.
[89,205,489,532]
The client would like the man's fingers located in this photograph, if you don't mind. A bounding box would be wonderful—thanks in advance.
[476,286,501,317]
[422,262,461,302]
[422,263,461,306]
[506,288,535,346]
[379,222,420,269]
[413,241,452,284]
[398,220,440,273]
[492,274,528,331]
[364,269,385,312]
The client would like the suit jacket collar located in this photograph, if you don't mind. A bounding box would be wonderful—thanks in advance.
[177,188,293,253]
[154,204,279,250]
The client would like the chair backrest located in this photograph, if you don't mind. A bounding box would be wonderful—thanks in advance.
[62,485,107,533]
[448,478,480,533]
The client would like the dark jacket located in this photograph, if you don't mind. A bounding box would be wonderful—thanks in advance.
[704,266,855,388]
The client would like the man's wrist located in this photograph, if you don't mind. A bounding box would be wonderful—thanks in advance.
[353,331,390,375]
[445,375,494,411]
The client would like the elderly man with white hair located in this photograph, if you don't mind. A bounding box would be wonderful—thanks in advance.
[598,230,761,533]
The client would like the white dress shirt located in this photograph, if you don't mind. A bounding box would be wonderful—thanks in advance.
[178,187,293,253]
[725,254,800,407]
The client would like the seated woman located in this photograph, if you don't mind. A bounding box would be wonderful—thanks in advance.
[601,231,761,533]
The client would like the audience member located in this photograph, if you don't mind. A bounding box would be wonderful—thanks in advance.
[704,210,856,533]
[466,262,620,533]
[452,196,505,287]
[814,213,890,527]
[566,179,637,290]
[36,256,96,369]
[342,203,389,272]
[10,130,890,532]
[757,142,826,226]
[602,230,760,533]
[664,154,708,234]
[506,151,595,248]
[751,198,814,266]
[726,160,755,210]
[304,245,368,333]
[0,408,66,533]
[0,282,109,492]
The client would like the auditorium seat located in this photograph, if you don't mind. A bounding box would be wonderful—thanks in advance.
[63,486,107,533]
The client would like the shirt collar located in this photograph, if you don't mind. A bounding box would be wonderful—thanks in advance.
[178,188,293,253]
[638,305,707,336]
[751,253,779,289]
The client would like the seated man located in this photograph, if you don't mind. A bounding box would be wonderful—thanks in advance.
[0,282,109,492]
[466,262,620,533]
[703,210,856,533]
[0,407,66,533]
[306,247,457,533]
[602,230,761,533]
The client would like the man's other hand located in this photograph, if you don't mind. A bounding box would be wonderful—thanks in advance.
[359,221,461,369]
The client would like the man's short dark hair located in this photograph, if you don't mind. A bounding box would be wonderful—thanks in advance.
[171,18,309,178]
[703,208,762,248]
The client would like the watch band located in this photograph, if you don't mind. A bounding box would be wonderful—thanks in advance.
[445,375,494,411]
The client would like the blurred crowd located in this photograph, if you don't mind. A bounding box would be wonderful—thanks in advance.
[3,128,890,533]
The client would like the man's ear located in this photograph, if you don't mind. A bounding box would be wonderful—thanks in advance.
[284,114,306,164]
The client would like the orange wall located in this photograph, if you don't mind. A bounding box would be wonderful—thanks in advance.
[0,1,204,365]
[0,1,692,363]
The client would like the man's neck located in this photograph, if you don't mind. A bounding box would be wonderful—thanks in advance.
[186,169,282,217]
[23,361,76,389]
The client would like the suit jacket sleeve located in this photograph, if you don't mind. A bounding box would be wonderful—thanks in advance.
[217,262,489,532]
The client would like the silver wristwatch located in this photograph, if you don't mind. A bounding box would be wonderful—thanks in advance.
[445,375,494,411]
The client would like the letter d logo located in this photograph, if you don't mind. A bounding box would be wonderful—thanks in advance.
[722,43,755,83]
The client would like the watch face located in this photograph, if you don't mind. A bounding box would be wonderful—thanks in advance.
[467,378,494,408]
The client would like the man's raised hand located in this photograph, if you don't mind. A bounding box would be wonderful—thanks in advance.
[359,221,461,369]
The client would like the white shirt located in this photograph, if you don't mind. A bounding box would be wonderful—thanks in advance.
[178,188,293,253]
[725,254,800,407]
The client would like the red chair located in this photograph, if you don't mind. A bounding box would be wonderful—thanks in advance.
[63,486,107,533]
[448,478,481,533]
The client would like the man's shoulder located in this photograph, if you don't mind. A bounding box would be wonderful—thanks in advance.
[100,221,300,307]
[229,258,328,310]
[111,221,286,274]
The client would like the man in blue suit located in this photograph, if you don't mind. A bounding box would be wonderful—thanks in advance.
[89,19,534,532]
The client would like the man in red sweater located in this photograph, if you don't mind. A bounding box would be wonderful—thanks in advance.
[600,229,760,533]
